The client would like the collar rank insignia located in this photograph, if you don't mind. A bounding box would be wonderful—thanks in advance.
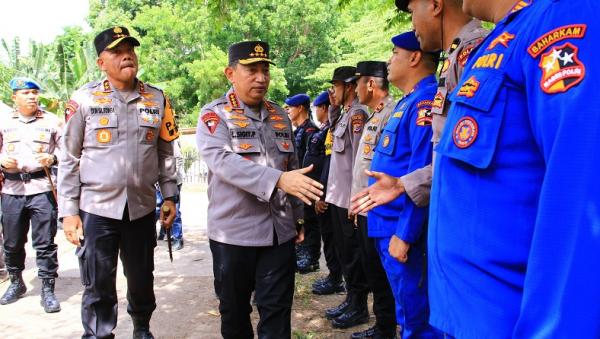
[457,76,480,98]
[539,42,585,94]
[228,93,241,108]
[103,80,112,92]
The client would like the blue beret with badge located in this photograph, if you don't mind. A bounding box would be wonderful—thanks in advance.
[285,93,311,107]
[9,77,42,92]
[391,31,422,51]
[313,91,330,106]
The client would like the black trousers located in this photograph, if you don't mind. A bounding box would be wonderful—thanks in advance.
[210,239,295,339]
[1,192,58,278]
[301,209,320,260]
[78,209,156,339]
[330,204,369,305]
[357,215,397,333]
[319,208,342,281]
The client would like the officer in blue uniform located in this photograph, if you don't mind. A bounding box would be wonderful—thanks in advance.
[429,0,600,338]
[285,93,319,273]
[309,92,345,295]
[368,31,440,338]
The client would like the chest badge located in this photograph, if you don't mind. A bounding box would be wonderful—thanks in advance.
[363,144,372,155]
[457,76,480,98]
[232,121,250,128]
[7,144,15,153]
[97,129,112,143]
[539,42,585,94]
[239,143,253,150]
[272,123,287,130]
[282,141,290,150]
[99,117,110,126]
[453,117,478,149]
[382,135,390,148]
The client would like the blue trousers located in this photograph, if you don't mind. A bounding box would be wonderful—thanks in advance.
[155,185,182,239]
[374,236,441,339]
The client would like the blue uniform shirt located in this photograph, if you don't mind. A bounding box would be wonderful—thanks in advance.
[429,1,600,338]
[368,74,436,240]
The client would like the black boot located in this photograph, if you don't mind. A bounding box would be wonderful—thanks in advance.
[132,315,155,339]
[41,278,61,313]
[0,272,27,305]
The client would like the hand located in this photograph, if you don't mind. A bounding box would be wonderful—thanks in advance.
[1,157,18,169]
[295,226,305,244]
[63,215,84,246]
[315,200,328,214]
[35,153,55,167]
[389,235,410,263]
[276,164,323,205]
[350,170,405,215]
[160,200,177,230]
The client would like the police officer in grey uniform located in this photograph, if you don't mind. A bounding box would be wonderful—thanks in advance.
[196,41,323,339]
[58,27,178,339]
[324,66,370,329]
[351,0,488,213]
[348,61,397,338]
[0,78,61,313]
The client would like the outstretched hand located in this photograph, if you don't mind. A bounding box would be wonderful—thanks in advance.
[277,164,323,205]
[350,170,405,215]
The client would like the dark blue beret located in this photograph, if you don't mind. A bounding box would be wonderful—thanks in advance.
[391,31,422,51]
[9,77,42,91]
[313,91,330,106]
[285,93,311,106]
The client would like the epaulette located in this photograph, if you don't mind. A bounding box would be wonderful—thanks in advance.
[82,80,102,90]
[202,97,228,112]
[144,82,165,93]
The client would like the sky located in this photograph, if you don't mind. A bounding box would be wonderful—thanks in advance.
[0,0,89,47]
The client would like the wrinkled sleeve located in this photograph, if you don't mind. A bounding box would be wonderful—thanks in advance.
[57,94,85,218]
[395,105,433,243]
[513,13,600,338]
[195,107,282,201]
[399,164,432,207]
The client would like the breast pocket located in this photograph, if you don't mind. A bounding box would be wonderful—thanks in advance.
[138,114,160,145]
[332,122,347,153]
[436,71,506,169]
[229,128,262,154]
[375,117,401,156]
[33,129,52,153]
[85,114,118,147]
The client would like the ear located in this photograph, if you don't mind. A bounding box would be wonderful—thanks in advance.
[224,66,235,83]
[432,0,443,17]
[410,51,423,67]
[96,56,105,71]
[367,79,375,92]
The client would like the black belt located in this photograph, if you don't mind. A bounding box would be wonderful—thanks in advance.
[3,170,46,181]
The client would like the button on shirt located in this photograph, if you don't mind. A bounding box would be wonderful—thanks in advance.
[429,1,600,337]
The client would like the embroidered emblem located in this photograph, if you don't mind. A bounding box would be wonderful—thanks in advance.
[473,53,505,69]
[269,115,284,121]
[441,59,450,73]
[7,144,15,152]
[239,143,253,150]
[351,114,364,134]
[539,43,585,94]
[97,129,112,143]
[94,98,112,105]
[232,121,250,128]
[145,130,155,141]
[141,92,155,99]
[65,100,79,122]
[364,134,373,143]
[223,105,233,112]
[103,80,112,92]
[229,114,248,120]
[363,144,371,155]
[282,141,290,150]
[201,112,220,135]
[457,76,480,98]
[272,123,287,130]
[228,93,240,108]
[457,43,478,67]
[416,109,432,126]
[36,144,44,153]
[382,135,390,148]
[139,101,158,108]
[453,117,478,148]
[374,102,384,113]
[99,117,110,126]
[263,100,276,113]
[528,24,587,58]
[510,0,531,13]
[487,32,515,50]
[432,91,445,109]
[92,91,110,97]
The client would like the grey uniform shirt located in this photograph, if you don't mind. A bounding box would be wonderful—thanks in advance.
[351,96,395,216]
[325,98,368,210]
[0,110,61,196]
[196,89,303,247]
[58,79,178,220]
[400,19,489,207]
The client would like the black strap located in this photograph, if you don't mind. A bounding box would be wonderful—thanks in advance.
[3,170,46,181]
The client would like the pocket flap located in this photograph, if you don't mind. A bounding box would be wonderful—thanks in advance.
[275,139,294,153]
[231,138,261,154]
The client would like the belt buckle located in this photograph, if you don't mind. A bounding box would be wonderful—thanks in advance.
[20,172,31,182]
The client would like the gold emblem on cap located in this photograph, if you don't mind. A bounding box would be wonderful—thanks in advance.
[114,27,123,34]
[16,79,25,87]
[250,44,267,58]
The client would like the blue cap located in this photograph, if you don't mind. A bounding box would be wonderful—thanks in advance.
[391,31,422,51]
[9,77,42,91]
[285,93,311,106]
[313,91,330,106]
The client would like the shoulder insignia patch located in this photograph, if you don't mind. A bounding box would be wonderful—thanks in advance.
[416,108,432,126]
[539,42,585,94]
[417,100,433,109]
[351,114,365,134]
[453,117,478,148]
[457,44,477,67]
[487,32,515,50]
[201,112,220,135]
[457,76,480,98]
[382,135,390,148]
[159,98,179,141]
[65,100,79,122]
[528,24,586,58]
[432,91,445,109]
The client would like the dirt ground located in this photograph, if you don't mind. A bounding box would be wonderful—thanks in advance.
[0,190,379,338]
